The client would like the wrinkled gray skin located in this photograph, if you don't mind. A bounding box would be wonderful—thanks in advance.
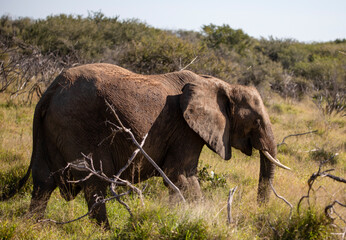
[18,64,279,228]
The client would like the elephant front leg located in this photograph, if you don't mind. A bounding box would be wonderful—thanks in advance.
[162,131,205,202]
[168,174,203,202]
[84,183,110,229]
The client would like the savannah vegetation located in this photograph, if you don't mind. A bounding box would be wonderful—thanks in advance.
[0,12,345,239]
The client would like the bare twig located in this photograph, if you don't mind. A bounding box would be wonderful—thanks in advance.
[111,189,134,218]
[269,180,293,219]
[325,200,346,223]
[115,133,148,179]
[323,172,346,184]
[227,186,237,224]
[40,152,146,225]
[277,130,318,147]
[212,204,227,222]
[180,56,198,71]
[1,36,82,97]
[67,154,145,205]
[39,195,118,225]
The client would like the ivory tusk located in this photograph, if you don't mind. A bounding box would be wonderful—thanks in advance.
[261,150,291,170]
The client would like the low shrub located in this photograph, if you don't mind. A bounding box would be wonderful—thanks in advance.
[309,148,338,165]
[276,208,333,240]
[198,164,227,188]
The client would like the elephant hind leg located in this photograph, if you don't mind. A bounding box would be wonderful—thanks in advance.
[29,175,57,219]
[83,181,110,230]
[29,149,57,219]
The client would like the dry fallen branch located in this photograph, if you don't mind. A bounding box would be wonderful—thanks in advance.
[227,186,237,224]
[325,200,346,223]
[322,172,346,184]
[68,154,145,205]
[39,152,145,225]
[40,100,186,226]
[277,130,318,147]
[297,157,345,216]
[40,151,150,225]
[39,194,124,225]
[269,180,293,219]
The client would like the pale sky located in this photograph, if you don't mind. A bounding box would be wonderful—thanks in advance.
[1,0,345,42]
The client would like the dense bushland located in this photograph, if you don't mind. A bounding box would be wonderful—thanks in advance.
[0,12,345,239]
[1,12,345,114]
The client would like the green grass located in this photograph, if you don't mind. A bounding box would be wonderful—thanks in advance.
[0,94,345,239]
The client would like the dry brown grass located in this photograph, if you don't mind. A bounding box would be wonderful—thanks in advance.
[0,93,345,239]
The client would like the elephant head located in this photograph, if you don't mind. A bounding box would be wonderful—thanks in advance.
[180,76,290,203]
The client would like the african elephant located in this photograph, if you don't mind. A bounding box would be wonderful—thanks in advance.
[2,63,289,228]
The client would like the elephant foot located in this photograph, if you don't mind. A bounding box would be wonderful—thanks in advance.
[169,175,203,202]
[28,183,56,221]
[27,198,50,222]
[91,216,110,230]
[84,185,110,230]
[89,204,110,230]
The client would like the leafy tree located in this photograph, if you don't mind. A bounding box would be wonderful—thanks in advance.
[202,24,253,55]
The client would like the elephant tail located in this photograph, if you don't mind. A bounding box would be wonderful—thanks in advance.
[0,100,45,201]
[0,162,32,201]
[1,80,55,201]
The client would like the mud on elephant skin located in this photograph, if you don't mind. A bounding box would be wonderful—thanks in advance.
[1,63,290,228]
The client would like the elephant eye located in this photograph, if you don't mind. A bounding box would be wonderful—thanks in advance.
[255,119,261,128]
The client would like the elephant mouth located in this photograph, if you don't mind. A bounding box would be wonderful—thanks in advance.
[239,138,291,170]
[239,138,253,156]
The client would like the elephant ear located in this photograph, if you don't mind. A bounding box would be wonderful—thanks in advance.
[180,80,232,160]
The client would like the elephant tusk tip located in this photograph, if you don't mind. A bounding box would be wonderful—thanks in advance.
[261,150,291,171]
[282,165,292,171]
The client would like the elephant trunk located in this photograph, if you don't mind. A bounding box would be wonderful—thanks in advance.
[257,150,276,203]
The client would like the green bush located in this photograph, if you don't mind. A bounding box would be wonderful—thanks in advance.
[198,164,227,188]
[277,209,333,240]
[2,13,346,101]
[119,30,200,74]
[309,148,338,165]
